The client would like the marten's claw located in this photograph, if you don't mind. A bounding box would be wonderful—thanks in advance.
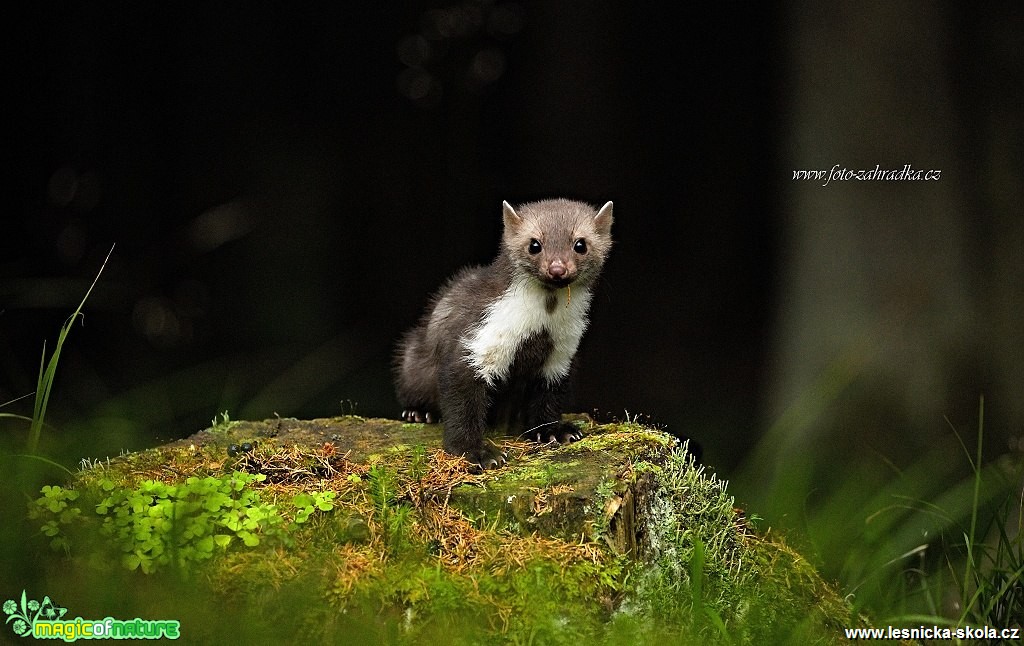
[524,424,583,445]
[464,445,507,472]
[401,409,438,424]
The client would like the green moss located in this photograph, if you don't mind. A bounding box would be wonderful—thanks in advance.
[23,417,858,644]
[612,446,858,643]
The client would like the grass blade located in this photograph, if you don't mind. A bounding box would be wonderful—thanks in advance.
[26,245,114,454]
[959,396,984,624]
[12,453,75,477]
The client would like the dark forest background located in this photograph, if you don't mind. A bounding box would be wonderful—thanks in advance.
[4,3,1022,514]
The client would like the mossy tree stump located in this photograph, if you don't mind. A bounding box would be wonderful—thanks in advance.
[24,415,863,643]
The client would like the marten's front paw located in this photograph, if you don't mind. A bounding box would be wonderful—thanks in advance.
[463,444,508,472]
[523,423,584,445]
[400,409,437,424]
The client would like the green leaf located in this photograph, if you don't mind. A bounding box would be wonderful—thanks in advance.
[96,497,115,514]
[245,507,266,521]
[689,537,705,609]
[203,493,230,512]
[50,537,70,552]
[316,499,335,512]
[195,535,214,554]
[239,531,260,547]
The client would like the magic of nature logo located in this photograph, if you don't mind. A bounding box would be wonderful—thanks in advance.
[3,590,179,641]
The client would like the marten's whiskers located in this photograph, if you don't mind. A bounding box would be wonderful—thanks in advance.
[525,420,560,435]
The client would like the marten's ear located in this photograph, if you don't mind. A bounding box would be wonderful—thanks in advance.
[502,201,523,231]
[594,201,613,234]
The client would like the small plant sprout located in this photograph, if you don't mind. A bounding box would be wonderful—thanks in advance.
[77,457,110,472]
[211,410,231,429]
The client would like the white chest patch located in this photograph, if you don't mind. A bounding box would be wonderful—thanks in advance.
[463,278,593,387]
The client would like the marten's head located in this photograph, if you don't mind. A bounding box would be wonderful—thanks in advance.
[501,198,613,289]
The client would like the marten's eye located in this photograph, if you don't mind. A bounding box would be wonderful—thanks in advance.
[573,239,588,254]
[528,239,542,255]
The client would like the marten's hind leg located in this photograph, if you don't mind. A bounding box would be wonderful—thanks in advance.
[394,327,441,424]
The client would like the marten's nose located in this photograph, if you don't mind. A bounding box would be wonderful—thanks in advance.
[547,260,566,278]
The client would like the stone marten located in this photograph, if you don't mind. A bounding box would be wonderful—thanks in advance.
[394,198,613,469]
